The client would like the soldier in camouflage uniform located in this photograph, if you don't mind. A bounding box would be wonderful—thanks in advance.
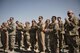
[0,22,8,52]
[49,16,59,53]
[57,17,64,53]
[29,20,38,51]
[64,10,79,53]
[16,21,24,50]
[78,17,80,52]
[23,21,31,50]
[8,17,16,51]
[44,19,50,52]
[37,16,45,52]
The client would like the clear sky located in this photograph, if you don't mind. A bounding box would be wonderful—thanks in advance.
[0,0,80,25]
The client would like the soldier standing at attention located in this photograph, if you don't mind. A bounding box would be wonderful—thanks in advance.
[16,21,24,50]
[44,19,50,53]
[78,14,80,52]
[30,20,38,52]
[23,21,31,51]
[7,17,16,52]
[37,16,45,52]
[0,25,1,36]
[57,17,64,53]
[49,16,59,53]
[0,22,8,52]
[64,10,79,53]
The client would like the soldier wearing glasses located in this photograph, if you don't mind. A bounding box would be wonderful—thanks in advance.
[64,10,79,53]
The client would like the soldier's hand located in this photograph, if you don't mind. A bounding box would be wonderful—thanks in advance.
[21,31,23,34]
[0,26,1,29]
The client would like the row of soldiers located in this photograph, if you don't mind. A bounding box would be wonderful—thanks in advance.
[0,10,80,53]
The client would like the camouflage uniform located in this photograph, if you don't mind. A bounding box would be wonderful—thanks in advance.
[0,23,8,51]
[30,25,38,50]
[16,22,23,49]
[64,16,78,53]
[8,22,16,51]
[57,19,64,53]
[44,19,50,52]
[37,22,45,52]
[78,19,80,52]
[49,16,59,53]
[49,21,58,53]
[23,23,31,50]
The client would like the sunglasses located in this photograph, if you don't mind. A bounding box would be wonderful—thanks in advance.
[68,13,71,14]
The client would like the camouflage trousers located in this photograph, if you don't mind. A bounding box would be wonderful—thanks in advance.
[66,35,78,53]
[45,33,50,51]
[49,34,57,53]
[1,32,8,50]
[37,32,45,52]
[16,31,24,49]
[24,32,31,49]
[9,35,15,51]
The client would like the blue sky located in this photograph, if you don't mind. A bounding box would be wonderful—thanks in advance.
[0,0,80,24]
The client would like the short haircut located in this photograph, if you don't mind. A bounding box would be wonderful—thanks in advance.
[39,16,43,19]
[51,16,56,20]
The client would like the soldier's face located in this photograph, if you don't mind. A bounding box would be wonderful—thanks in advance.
[52,18,56,22]
[3,22,7,26]
[32,21,35,24]
[32,21,36,26]
[57,18,61,21]
[25,23,30,26]
[46,20,50,24]
[27,24,30,26]
[38,17,43,22]
[67,12,73,18]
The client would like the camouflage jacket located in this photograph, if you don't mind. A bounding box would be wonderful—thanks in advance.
[64,16,79,36]
[8,22,16,35]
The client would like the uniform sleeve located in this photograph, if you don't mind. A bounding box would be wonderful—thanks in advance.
[55,21,59,31]
[42,23,45,32]
[74,16,79,26]
[9,23,16,31]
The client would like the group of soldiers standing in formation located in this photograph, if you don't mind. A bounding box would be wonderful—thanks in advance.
[0,10,80,53]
